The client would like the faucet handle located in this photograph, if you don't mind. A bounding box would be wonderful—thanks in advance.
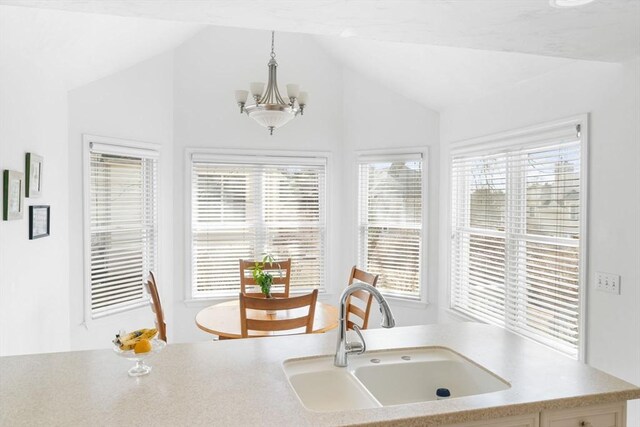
[348,325,367,355]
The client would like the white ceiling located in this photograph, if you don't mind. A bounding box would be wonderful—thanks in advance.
[0,5,203,89]
[0,1,637,111]
[1,0,639,62]
[316,36,579,112]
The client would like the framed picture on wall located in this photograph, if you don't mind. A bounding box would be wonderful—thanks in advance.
[29,205,50,239]
[3,170,24,221]
[25,153,43,198]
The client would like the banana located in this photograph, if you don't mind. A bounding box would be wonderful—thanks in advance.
[119,329,157,351]
[118,329,145,343]
[140,328,158,340]
[114,328,158,351]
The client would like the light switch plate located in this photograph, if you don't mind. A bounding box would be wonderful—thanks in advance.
[595,272,621,294]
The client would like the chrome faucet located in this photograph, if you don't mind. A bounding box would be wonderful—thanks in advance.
[334,283,395,367]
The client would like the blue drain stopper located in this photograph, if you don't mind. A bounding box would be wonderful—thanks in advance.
[436,388,451,399]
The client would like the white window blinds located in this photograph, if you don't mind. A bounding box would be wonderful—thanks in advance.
[87,142,158,318]
[358,154,424,299]
[190,155,326,298]
[450,123,584,358]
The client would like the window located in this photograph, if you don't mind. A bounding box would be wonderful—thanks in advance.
[450,118,586,358]
[189,153,326,298]
[358,153,424,299]
[84,137,159,318]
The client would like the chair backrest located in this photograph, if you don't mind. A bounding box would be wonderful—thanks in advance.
[239,258,292,298]
[346,266,379,330]
[145,271,167,342]
[239,289,318,338]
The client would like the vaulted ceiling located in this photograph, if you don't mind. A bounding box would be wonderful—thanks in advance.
[316,36,581,111]
[0,5,203,89]
[2,0,639,62]
[1,1,638,110]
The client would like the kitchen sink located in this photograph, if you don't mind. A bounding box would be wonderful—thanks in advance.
[283,347,510,412]
[287,370,380,412]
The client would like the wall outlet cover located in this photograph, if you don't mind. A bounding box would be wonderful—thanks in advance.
[595,272,621,294]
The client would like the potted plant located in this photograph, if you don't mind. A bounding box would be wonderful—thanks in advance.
[251,254,279,298]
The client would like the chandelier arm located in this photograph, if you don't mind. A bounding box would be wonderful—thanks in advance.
[259,59,287,105]
[260,62,275,104]
[269,66,287,105]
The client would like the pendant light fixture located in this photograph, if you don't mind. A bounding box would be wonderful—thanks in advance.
[234,31,307,135]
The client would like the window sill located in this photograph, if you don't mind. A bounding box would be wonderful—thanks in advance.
[383,295,430,309]
[82,300,149,329]
[184,289,332,308]
[183,296,236,308]
[90,300,149,320]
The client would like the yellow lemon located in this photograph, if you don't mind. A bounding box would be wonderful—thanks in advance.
[134,338,152,354]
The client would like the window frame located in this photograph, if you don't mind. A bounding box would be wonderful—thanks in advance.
[184,148,331,303]
[446,115,589,360]
[82,134,160,322]
[356,147,429,305]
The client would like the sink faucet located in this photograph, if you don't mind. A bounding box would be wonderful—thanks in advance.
[334,283,395,367]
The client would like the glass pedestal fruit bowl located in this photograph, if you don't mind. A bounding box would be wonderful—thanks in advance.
[113,339,166,377]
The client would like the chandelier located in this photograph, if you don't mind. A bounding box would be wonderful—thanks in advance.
[234,31,307,135]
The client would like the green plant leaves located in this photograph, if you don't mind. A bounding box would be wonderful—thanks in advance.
[251,254,278,296]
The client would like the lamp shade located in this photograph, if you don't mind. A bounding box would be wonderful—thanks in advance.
[235,90,248,103]
[248,109,294,129]
[250,82,265,98]
[286,84,300,99]
[298,91,309,105]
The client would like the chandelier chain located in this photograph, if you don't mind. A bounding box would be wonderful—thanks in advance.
[270,30,276,59]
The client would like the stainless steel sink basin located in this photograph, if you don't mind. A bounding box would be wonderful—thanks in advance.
[283,347,510,412]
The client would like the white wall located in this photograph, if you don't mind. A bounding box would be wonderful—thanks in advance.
[342,68,440,327]
[439,58,640,423]
[67,52,175,350]
[0,34,70,356]
[171,27,347,342]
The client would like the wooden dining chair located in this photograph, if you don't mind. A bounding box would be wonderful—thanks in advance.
[145,271,167,342]
[239,289,318,338]
[239,258,292,297]
[346,266,380,331]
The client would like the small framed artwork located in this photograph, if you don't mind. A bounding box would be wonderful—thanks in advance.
[26,153,43,198]
[29,205,50,239]
[3,170,24,221]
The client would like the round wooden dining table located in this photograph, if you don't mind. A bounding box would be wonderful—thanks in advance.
[195,299,339,339]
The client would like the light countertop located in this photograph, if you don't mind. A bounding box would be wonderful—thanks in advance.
[1,323,638,426]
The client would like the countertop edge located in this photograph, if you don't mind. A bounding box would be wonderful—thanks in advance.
[347,390,640,426]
